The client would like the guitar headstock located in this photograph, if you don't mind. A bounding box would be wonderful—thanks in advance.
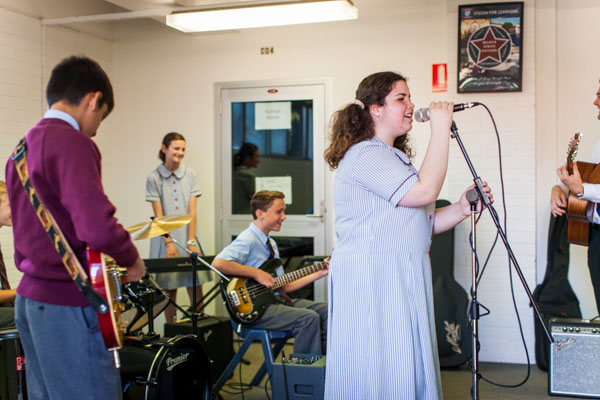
[566,132,582,175]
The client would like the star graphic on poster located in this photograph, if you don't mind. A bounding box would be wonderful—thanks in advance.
[470,27,510,64]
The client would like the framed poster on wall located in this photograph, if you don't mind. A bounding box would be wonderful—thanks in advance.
[458,2,523,93]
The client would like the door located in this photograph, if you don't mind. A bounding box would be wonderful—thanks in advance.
[216,80,329,302]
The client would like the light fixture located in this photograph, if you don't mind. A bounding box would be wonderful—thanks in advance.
[166,0,358,33]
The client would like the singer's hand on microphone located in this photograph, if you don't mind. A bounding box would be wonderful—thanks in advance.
[428,101,454,136]
[459,181,493,216]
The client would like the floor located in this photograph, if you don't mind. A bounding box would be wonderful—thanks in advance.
[215,342,578,400]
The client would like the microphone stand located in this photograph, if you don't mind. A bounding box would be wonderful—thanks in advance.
[449,121,553,399]
[162,234,229,336]
[466,188,480,399]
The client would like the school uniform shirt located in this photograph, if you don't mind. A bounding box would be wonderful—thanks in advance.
[146,163,212,288]
[581,137,600,224]
[215,222,282,274]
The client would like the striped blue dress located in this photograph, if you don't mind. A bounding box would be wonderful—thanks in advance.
[325,137,441,399]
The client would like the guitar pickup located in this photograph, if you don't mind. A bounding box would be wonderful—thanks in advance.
[237,288,248,304]
[227,291,241,307]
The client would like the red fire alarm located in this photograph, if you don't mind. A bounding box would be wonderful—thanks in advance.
[432,63,447,93]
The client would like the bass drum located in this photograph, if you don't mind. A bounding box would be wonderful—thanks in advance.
[121,335,211,400]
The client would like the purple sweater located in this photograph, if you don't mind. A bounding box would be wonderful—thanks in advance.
[5,118,139,306]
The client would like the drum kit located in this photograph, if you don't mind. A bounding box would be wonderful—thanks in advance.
[0,215,221,400]
[119,214,223,400]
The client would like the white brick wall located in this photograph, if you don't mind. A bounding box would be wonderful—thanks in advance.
[0,8,41,288]
[445,0,537,363]
[0,8,114,289]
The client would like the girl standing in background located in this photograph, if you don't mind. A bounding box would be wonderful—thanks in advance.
[146,132,212,323]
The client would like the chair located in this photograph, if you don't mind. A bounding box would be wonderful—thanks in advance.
[213,321,292,392]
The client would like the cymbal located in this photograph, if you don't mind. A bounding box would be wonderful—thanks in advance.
[126,214,193,240]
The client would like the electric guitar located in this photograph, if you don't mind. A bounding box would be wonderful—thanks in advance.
[87,249,126,351]
[565,133,600,246]
[220,258,327,324]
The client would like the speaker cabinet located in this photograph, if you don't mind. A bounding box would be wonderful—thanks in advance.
[549,318,600,398]
[0,330,26,400]
[164,316,233,381]
[272,354,325,400]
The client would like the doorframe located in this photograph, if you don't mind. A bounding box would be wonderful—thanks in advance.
[213,77,334,258]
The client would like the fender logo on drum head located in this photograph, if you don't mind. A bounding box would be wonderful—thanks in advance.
[166,352,190,371]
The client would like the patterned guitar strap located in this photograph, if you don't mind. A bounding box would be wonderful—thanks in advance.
[11,138,108,314]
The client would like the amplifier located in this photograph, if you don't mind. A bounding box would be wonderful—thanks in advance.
[164,316,233,381]
[272,354,325,400]
[549,318,600,398]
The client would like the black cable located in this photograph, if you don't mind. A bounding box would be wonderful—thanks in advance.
[215,326,252,397]
[238,328,245,400]
[464,103,531,389]
[281,350,291,400]
[264,374,272,400]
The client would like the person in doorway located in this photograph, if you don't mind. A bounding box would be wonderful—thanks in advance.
[550,82,600,315]
[146,132,213,323]
[6,55,146,400]
[232,142,261,214]
[212,190,328,354]
[323,71,492,399]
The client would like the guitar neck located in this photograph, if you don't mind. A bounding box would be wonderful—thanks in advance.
[273,261,327,290]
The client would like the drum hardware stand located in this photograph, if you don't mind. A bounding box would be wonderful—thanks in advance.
[124,275,192,342]
[162,234,229,336]
[450,120,553,400]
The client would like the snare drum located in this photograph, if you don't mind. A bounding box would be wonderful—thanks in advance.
[0,329,26,400]
[120,335,211,400]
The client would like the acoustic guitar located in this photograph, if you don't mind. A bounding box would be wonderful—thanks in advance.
[220,258,327,325]
[87,249,126,352]
[565,133,600,246]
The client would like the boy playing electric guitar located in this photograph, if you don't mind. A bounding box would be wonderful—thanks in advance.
[212,190,328,354]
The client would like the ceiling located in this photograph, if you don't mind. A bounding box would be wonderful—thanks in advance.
[0,0,346,40]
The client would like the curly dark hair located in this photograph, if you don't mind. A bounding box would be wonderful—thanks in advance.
[324,71,413,169]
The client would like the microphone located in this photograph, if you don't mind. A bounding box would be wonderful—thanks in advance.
[414,102,479,122]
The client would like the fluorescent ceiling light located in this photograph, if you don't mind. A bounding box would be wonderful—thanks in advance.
[166,0,358,33]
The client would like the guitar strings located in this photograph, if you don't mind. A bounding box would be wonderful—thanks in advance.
[242,262,325,297]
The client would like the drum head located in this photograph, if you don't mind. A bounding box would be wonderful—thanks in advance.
[146,335,211,400]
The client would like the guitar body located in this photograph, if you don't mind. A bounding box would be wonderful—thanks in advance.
[221,258,327,325]
[567,161,600,246]
[220,258,283,325]
[87,249,125,350]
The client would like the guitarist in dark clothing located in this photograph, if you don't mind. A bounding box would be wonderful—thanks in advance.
[550,84,600,315]
[212,190,328,354]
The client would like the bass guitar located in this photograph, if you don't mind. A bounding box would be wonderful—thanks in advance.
[566,133,600,246]
[87,249,126,352]
[221,258,327,324]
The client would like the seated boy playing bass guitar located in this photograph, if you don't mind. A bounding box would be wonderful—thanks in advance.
[212,190,328,354]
